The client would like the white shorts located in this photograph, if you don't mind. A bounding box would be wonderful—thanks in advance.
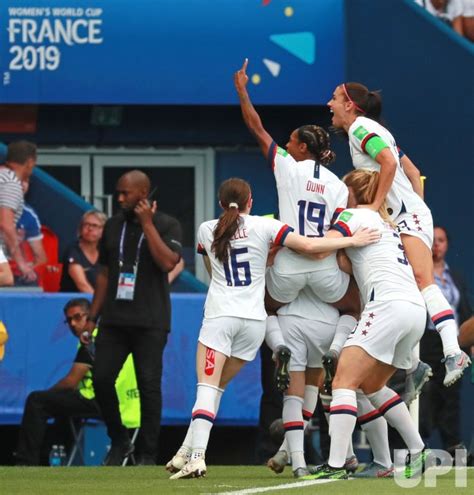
[343,300,426,370]
[266,256,350,304]
[279,315,336,371]
[198,316,266,362]
[396,209,433,249]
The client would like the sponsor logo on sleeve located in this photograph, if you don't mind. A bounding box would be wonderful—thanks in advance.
[339,211,353,222]
[353,125,369,140]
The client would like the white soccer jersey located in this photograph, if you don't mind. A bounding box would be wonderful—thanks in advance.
[332,208,425,307]
[277,285,339,325]
[268,142,348,274]
[197,214,293,320]
[348,116,431,220]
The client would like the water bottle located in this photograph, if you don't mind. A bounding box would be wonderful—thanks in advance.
[59,445,67,466]
[49,445,61,467]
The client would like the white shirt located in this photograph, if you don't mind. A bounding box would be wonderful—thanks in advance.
[269,142,348,274]
[348,116,431,220]
[415,0,463,20]
[332,208,425,307]
[0,246,7,264]
[278,285,339,324]
[197,214,293,320]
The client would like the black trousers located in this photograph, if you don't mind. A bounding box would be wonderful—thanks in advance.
[419,330,462,450]
[15,389,99,465]
[93,325,168,458]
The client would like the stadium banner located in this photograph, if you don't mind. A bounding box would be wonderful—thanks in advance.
[0,293,261,425]
[0,0,345,105]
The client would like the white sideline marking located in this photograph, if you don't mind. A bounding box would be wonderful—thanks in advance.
[212,478,348,494]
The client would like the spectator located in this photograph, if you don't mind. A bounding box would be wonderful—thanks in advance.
[0,246,14,287]
[419,226,472,458]
[415,0,464,35]
[14,298,101,465]
[59,210,107,293]
[0,141,37,283]
[12,180,47,286]
[82,170,182,466]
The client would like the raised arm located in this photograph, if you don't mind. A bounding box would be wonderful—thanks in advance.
[234,58,273,157]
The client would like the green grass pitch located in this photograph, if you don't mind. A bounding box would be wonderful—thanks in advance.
[0,466,472,495]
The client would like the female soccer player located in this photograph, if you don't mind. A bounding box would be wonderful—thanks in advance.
[167,177,379,479]
[327,82,470,386]
[308,169,431,480]
[234,59,360,392]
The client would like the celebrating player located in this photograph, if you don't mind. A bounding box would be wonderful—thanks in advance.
[167,177,379,479]
[327,82,470,386]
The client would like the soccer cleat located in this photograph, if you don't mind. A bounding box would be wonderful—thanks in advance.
[302,463,348,480]
[169,457,207,479]
[352,462,394,478]
[165,448,191,473]
[274,345,292,392]
[293,467,310,478]
[322,350,338,394]
[443,351,471,386]
[343,455,359,474]
[267,450,289,474]
[403,361,433,405]
[404,449,429,478]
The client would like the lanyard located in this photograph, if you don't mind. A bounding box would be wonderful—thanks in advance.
[118,222,144,269]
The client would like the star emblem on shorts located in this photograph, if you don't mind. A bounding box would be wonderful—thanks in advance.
[365,321,372,327]
[368,313,375,319]
[362,330,368,336]
[414,219,420,225]
[413,214,418,220]
[417,226,422,231]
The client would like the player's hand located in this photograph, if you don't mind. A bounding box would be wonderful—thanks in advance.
[234,58,249,93]
[134,199,154,226]
[266,244,282,267]
[351,227,381,247]
[18,262,37,282]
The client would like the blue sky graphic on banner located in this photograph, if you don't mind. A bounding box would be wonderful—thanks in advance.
[0,0,345,105]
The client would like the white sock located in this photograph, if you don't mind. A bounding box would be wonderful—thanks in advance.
[366,386,424,452]
[182,386,223,454]
[422,284,460,356]
[330,315,357,354]
[265,315,286,353]
[283,395,306,471]
[356,391,392,468]
[320,393,331,425]
[278,385,319,455]
[328,388,357,468]
[190,383,219,458]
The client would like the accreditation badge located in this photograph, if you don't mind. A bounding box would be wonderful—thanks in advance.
[116,271,136,301]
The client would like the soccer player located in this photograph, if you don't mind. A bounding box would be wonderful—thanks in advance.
[327,82,470,386]
[308,169,433,480]
[167,178,379,479]
[235,59,360,392]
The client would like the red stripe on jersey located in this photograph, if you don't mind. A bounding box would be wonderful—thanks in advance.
[335,221,352,237]
[274,225,292,246]
[197,243,206,254]
[361,133,377,153]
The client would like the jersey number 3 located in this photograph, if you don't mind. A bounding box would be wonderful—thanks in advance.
[224,248,252,287]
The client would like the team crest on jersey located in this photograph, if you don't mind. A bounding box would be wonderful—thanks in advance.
[353,125,369,140]
[277,147,288,157]
[338,211,353,222]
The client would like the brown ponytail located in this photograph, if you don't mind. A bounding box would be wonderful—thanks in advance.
[343,82,383,123]
[211,178,251,262]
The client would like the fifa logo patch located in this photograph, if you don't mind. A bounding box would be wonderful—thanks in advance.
[205,348,216,375]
